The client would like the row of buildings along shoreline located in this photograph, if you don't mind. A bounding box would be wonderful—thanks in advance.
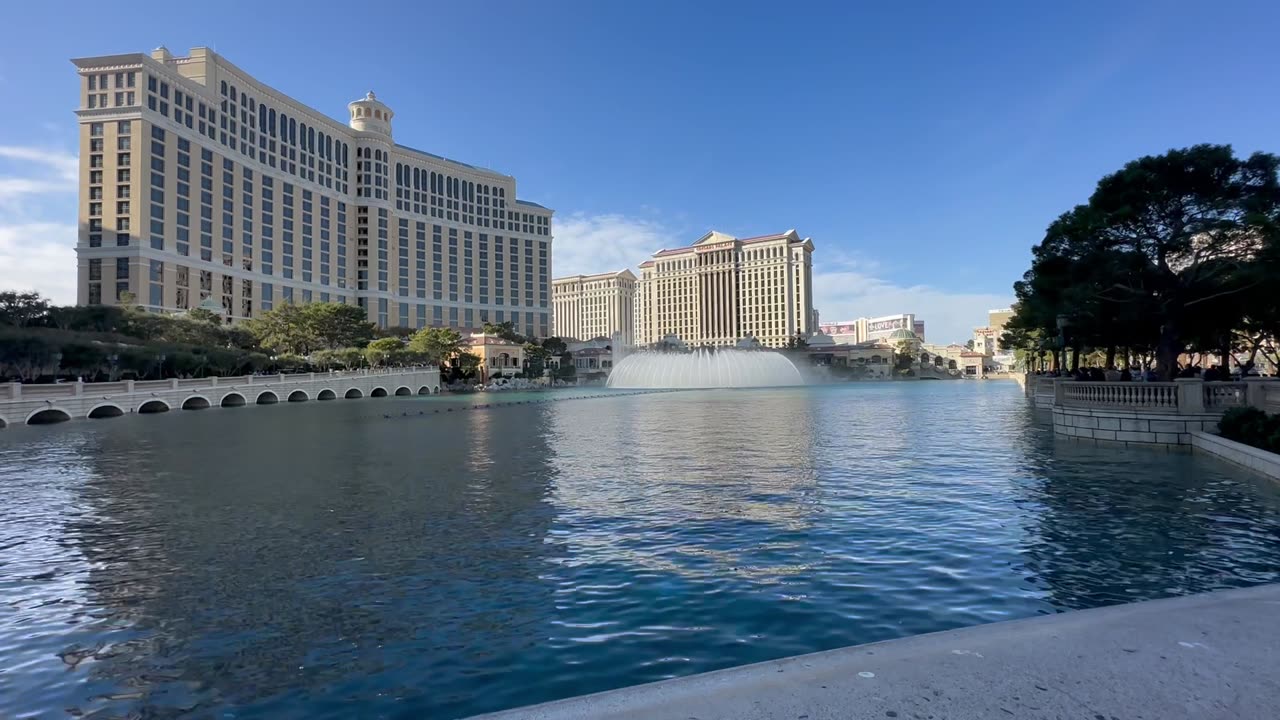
[71,46,1011,379]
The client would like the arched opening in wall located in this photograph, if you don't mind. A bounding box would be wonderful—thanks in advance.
[432,386,441,394]
[370,387,388,397]
[181,396,211,410]
[288,390,309,402]
[221,393,246,408]
[256,391,279,405]
[137,400,170,414]
[418,386,430,395]
[26,408,72,425]
[0,416,7,429]
[394,386,412,396]
[87,404,125,419]
[317,389,337,401]
[344,388,363,399]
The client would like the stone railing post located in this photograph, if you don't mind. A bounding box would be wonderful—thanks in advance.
[9,382,20,400]
[278,373,285,383]
[170,378,180,389]
[245,374,254,385]
[211,376,219,387]
[1245,377,1273,410]
[75,380,84,397]
[1175,378,1205,415]
[125,379,136,393]
[1052,378,1065,407]
[309,372,316,382]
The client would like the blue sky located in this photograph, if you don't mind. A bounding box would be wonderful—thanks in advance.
[2,0,1278,342]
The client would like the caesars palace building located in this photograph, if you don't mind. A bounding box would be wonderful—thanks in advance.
[71,47,553,338]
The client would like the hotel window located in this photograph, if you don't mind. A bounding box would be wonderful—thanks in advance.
[117,136,131,151]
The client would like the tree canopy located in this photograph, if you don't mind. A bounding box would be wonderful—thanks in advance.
[246,302,374,355]
[1003,144,1280,378]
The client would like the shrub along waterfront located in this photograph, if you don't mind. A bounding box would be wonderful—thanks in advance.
[0,291,575,384]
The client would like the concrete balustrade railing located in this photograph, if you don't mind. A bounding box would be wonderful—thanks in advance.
[1034,375,1280,447]
[0,366,441,428]
[1057,381,1179,410]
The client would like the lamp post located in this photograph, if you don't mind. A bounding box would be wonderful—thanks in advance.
[1056,315,1070,373]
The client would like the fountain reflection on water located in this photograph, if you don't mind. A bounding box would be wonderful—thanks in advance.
[606,348,804,389]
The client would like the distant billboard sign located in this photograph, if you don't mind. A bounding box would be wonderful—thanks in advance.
[868,318,905,333]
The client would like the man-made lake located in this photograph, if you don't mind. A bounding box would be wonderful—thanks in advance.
[2,382,1279,719]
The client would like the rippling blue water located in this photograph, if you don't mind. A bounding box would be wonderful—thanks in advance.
[2,381,1279,718]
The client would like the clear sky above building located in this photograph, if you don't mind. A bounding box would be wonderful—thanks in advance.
[2,0,1278,342]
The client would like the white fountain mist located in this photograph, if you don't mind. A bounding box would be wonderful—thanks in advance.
[606,349,804,389]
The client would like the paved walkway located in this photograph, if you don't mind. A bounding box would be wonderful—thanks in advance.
[474,584,1280,719]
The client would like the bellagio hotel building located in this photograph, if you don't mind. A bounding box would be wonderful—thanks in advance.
[72,47,553,337]
[634,230,815,349]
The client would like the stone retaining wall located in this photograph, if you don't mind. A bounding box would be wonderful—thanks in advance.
[1190,430,1280,479]
[1051,405,1221,447]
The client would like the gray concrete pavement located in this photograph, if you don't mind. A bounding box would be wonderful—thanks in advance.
[472,584,1280,720]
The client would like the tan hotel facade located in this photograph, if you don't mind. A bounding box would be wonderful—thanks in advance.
[72,47,553,337]
[551,269,636,345]
[634,230,815,349]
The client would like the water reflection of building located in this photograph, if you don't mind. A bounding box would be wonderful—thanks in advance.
[543,391,823,577]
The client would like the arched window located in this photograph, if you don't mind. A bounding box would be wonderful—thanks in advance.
[249,98,256,114]
[430,171,437,193]
[299,123,308,150]
[341,142,348,166]
[319,132,327,159]
[230,85,237,102]
[325,135,332,160]
[289,118,296,146]
[268,108,276,136]
[308,127,315,153]
[220,80,228,95]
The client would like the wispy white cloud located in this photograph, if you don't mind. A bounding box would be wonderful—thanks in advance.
[0,146,79,303]
[553,211,1010,345]
[0,146,78,184]
[812,258,1012,345]
[550,212,673,277]
[0,222,78,305]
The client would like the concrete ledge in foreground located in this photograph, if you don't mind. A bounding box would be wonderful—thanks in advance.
[472,584,1280,720]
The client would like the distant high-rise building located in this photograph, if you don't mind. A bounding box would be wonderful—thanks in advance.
[633,230,815,349]
[551,269,636,345]
[987,308,1014,352]
[72,47,553,337]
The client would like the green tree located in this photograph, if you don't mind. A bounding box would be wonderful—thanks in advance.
[1007,145,1280,379]
[187,307,223,326]
[336,347,367,369]
[408,326,464,365]
[482,320,527,344]
[59,341,109,380]
[306,303,375,349]
[541,336,568,356]
[453,350,481,379]
[365,337,404,367]
[0,290,51,327]
[523,342,550,377]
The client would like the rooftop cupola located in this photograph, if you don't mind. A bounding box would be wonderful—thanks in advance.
[348,90,393,138]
